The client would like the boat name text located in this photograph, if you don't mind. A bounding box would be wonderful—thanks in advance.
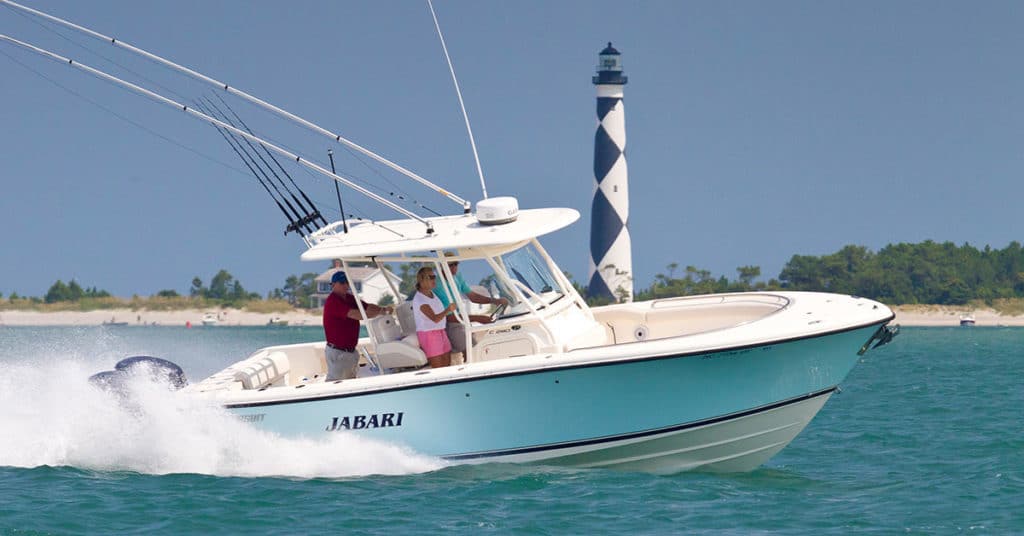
[326,412,404,431]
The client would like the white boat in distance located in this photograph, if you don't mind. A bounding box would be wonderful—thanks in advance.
[3,1,898,474]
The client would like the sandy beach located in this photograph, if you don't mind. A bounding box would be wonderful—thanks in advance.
[0,304,1019,327]
[0,308,322,327]
[890,305,1024,327]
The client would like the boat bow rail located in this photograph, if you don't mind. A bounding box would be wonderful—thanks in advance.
[581,291,894,361]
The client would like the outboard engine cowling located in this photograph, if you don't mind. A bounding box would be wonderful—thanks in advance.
[115,356,188,389]
[88,355,188,393]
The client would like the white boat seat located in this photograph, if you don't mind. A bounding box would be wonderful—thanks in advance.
[368,303,427,370]
[233,350,290,389]
[367,314,403,342]
[395,301,417,337]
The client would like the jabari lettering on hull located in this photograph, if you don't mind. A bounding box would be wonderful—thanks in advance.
[326,412,404,431]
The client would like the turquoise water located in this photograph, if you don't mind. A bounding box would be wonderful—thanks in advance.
[0,326,1020,534]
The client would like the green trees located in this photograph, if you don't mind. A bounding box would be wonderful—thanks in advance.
[187,270,260,304]
[279,272,318,306]
[627,241,1024,306]
[20,240,1024,309]
[44,279,111,303]
[775,241,1024,305]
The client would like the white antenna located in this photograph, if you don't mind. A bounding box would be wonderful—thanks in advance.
[0,0,472,213]
[0,34,435,235]
[427,0,489,200]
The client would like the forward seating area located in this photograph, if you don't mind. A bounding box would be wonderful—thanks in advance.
[233,350,290,389]
[592,294,789,344]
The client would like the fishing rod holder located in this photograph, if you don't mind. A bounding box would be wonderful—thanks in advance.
[285,211,323,236]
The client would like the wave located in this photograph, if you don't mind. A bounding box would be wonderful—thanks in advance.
[0,350,445,479]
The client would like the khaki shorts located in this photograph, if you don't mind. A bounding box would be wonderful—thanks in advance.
[326,346,359,380]
[446,321,467,354]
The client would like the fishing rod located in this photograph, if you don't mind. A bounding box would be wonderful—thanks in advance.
[211,93,328,227]
[0,34,436,235]
[0,0,473,214]
[200,96,322,232]
[194,99,315,236]
[195,101,304,236]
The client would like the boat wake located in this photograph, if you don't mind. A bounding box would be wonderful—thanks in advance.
[0,355,445,479]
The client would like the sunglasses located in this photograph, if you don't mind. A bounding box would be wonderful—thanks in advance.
[426,274,437,280]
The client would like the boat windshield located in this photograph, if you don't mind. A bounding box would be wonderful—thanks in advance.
[497,242,564,311]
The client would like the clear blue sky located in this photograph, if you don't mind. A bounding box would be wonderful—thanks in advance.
[2,1,1022,298]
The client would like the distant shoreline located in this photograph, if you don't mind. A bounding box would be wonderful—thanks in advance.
[0,308,322,327]
[890,305,1024,327]
[0,305,1017,327]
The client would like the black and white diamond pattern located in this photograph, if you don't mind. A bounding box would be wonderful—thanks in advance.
[588,94,632,302]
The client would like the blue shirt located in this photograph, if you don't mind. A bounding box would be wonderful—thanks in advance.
[435,272,471,309]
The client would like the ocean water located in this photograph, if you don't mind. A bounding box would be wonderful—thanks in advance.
[0,325,1020,534]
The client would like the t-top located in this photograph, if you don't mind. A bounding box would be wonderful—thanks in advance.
[323,291,367,349]
[412,290,446,332]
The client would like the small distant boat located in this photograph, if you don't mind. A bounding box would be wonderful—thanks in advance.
[201,312,219,326]
[267,316,289,326]
[960,314,976,327]
[101,319,128,327]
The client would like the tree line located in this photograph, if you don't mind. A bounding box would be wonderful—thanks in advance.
[9,240,1024,308]
[631,240,1024,306]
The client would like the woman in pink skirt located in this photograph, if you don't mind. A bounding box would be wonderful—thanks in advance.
[413,266,457,368]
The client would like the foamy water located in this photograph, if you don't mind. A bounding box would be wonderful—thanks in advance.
[0,342,444,478]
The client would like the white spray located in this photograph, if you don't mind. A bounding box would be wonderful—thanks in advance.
[0,350,444,479]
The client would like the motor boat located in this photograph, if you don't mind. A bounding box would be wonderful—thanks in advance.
[4,1,898,474]
[960,314,976,326]
[180,199,898,473]
[267,316,289,327]
[201,312,219,326]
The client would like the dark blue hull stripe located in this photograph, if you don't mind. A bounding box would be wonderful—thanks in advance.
[444,386,837,461]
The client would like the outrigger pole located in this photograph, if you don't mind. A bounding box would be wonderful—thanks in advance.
[0,0,472,214]
[0,34,435,235]
[427,0,489,201]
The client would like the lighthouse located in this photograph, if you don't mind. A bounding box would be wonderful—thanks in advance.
[588,42,632,303]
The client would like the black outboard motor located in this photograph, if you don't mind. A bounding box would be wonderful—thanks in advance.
[89,356,188,392]
[114,356,188,389]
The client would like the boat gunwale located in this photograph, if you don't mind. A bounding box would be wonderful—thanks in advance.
[220,312,893,409]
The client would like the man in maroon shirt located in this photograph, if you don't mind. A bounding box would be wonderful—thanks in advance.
[323,271,392,380]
